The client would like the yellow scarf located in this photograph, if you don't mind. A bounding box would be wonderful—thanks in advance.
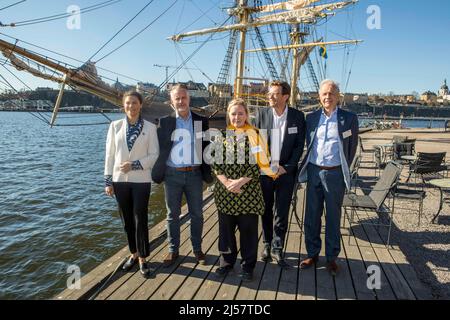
[226,123,278,179]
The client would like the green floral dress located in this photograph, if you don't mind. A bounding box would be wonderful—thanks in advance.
[212,130,264,216]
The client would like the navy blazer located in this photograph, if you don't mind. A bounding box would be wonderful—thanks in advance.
[253,106,306,175]
[151,111,213,184]
[298,107,359,189]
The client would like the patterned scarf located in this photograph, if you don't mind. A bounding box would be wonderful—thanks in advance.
[126,116,143,151]
[226,123,278,179]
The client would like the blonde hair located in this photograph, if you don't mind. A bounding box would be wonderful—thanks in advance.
[226,98,250,126]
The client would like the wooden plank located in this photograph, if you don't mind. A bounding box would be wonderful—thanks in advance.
[276,189,304,300]
[358,211,417,300]
[371,211,433,300]
[56,192,213,300]
[256,189,303,300]
[193,226,241,300]
[316,218,337,300]
[150,210,220,300]
[276,213,301,300]
[233,223,265,300]
[108,202,218,300]
[96,200,216,300]
[333,232,357,299]
[213,230,244,300]
[297,222,316,300]
[349,210,397,300]
[388,249,433,300]
[170,222,221,300]
[341,206,376,300]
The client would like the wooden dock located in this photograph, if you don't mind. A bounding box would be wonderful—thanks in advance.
[55,184,433,301]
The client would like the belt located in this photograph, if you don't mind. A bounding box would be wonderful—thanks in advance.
[173,166,201,172]
[315,164,341,170]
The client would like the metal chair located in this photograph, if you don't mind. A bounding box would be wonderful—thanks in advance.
[374,146,387,177]
[406,152,448,188]
[393,140,416,161]
[343,162,403,246]
[392,187,426,226]
[349,154,361,192]
[358,136,375,162]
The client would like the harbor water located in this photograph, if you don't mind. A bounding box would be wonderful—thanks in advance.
[0,112,168,299]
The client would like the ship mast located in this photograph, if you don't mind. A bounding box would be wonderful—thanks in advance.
[289,25,304,106]
[235,0,249,97]
[169,0,362,103]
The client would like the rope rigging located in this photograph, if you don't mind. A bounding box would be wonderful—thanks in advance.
[1,0,123,27]
[87,0,156,63]
[94,0,179,63]
[0,0,26,12]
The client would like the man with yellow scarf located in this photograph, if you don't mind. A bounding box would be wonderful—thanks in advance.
[254,81,306,268]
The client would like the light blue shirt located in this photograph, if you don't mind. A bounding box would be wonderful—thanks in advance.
[309,108,341,167]
[166,111,196,167]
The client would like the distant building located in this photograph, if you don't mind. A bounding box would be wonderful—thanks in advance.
[35,87,55,92]
[167,81,209,98]
[420,91,438,105]
[437,79,450,104]
[208,83,233,98]
[342,93,354,105]
[136,82,159,95]
[342,93,368,105]
[438,79,449,97]
[114,78,134,92]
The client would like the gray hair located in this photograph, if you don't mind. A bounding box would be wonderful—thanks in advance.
[170,83,189,96]
[319,79,340,93]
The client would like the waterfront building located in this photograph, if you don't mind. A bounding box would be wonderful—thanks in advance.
[421,91,438,105]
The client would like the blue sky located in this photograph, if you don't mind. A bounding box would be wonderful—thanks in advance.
[0,0,449,95]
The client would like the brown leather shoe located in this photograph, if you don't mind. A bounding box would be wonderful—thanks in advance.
[163,252,179,268]
[194,251,206,265]
[300,255,318,269]
[326,260,339,276]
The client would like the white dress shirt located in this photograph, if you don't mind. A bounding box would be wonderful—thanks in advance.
[271,106,288,163]
[309,108,341,167]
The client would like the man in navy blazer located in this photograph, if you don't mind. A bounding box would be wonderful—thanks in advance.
[254,81,306,268]
[298,79,358,275]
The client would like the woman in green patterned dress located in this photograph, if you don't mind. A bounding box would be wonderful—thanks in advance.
[212,99,277,282]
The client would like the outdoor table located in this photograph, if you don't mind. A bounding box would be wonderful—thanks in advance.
[401,155,417,162]
[428,178,450,223]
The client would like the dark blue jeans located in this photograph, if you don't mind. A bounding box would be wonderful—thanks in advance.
[304,164,346,262]
[164,167,204,253]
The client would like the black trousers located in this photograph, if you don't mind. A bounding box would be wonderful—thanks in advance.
[218,212,258,273]
[113,182,151,258]
[260,173,296,251]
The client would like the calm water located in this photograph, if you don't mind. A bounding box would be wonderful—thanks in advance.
[359,117,446,129]
[0,112,168,299]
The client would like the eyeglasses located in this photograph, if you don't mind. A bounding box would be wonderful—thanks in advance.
[267,92,282,97]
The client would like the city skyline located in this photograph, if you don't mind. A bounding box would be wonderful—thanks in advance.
[0,0,449,95]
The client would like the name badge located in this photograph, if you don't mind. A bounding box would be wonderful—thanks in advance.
[195,131,203,139]
[288,127,298,134]
[343,130,352,139]
[251,145,263,154]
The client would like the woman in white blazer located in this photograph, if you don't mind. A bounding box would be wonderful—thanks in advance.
[104,91,159,277]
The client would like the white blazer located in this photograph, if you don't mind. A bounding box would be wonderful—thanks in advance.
[104,118,159,183]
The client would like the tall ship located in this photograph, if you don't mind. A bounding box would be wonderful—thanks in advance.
[0,0,361,127]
